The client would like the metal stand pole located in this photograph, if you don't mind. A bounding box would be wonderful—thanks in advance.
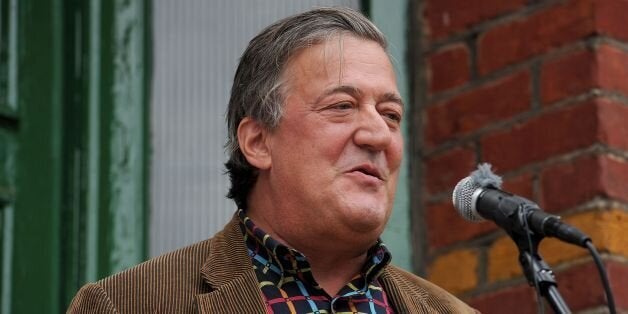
[519,251,571,314]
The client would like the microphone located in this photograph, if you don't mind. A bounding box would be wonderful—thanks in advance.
[452,164,590,247]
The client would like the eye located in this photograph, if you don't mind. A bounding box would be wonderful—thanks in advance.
[331,102,354,110]
[382,111,402,124]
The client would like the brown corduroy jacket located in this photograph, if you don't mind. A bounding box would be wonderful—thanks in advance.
[68,216,478,313]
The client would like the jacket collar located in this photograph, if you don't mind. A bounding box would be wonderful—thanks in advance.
[195,215,266,313]
[193,214,436,313]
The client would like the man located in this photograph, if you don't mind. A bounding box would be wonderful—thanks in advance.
[69,7,477,313]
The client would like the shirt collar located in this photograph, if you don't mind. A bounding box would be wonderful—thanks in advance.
[237,209,392,286]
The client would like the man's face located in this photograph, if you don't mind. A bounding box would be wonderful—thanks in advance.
[264,35,403,241]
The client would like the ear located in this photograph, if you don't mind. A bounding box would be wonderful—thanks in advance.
[237,117,272,170]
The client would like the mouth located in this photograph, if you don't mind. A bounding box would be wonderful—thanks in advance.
[348,164,384,181]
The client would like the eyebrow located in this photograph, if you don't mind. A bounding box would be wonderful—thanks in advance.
[379,92,405,109]
[316,85,405,108]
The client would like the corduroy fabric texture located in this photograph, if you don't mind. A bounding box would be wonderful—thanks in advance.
[67,215,478,313]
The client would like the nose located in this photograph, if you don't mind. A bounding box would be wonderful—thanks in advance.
[353,106,392,151]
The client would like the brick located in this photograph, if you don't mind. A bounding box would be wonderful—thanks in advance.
[481,99,599,172]
[478,0,596,74]
[607,261,628,309]
[541,45,628,105]
[427,249,479,294]
[467,284,537,314]
[540,155,601,212]
[488,208,628,282]
[542,46,628,103]
[482,98,628,172]
[598,97,628,151]
[602,156,628,202]
[424,0,526,40]
[426,199,496,248]
[541,49,596,105]
[553,260,628,311]
[596,0,628,42]
[597,44,628,98]
[541,155,628,211]
[425,71,531,147]
[428,43,471,93]
[502,172,534,201]
[487,236,519,283]
[425,147,476,195]
[473,261,628,312]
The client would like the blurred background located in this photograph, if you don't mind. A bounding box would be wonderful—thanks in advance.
[2,0,627,313]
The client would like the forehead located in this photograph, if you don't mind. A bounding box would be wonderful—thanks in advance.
[280,35,397,93]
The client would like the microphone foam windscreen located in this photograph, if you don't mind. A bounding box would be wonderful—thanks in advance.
[469,163,502,189]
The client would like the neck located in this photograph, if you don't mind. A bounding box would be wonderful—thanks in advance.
[246,177,378,295]
[248,206,371,295]
[306,249,367,296]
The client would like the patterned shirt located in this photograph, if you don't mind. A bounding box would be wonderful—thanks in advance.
[237,209,395,314]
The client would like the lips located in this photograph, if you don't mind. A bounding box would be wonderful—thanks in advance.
[348,164,384,181]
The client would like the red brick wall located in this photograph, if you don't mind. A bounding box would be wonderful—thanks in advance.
[416,0,628,312]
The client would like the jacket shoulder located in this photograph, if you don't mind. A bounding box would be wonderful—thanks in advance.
[67,283,117,314]
[68,237,215,313]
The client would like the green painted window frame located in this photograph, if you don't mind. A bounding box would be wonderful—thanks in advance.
[6,0,151,312]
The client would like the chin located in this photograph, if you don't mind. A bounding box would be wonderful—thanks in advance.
[343,204,390,233]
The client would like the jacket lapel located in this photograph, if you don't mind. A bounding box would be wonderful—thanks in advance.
[379,267,430,313]
[380,266,479,314]
[195,216,266,314]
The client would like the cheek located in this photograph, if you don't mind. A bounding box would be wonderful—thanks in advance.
[274,123,342,171]
[310,124,355,157]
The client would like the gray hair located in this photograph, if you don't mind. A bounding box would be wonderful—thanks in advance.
[225,7,388,208]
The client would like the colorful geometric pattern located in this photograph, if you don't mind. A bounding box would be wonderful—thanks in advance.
[238,209,395,314]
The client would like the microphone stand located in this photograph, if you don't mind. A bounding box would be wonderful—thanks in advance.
[509,205,572,314]
[518,250,571,313]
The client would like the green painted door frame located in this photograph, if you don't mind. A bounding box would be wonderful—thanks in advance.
[9,1,65,312]
[4,0,150,313]
[0,0,19,313]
